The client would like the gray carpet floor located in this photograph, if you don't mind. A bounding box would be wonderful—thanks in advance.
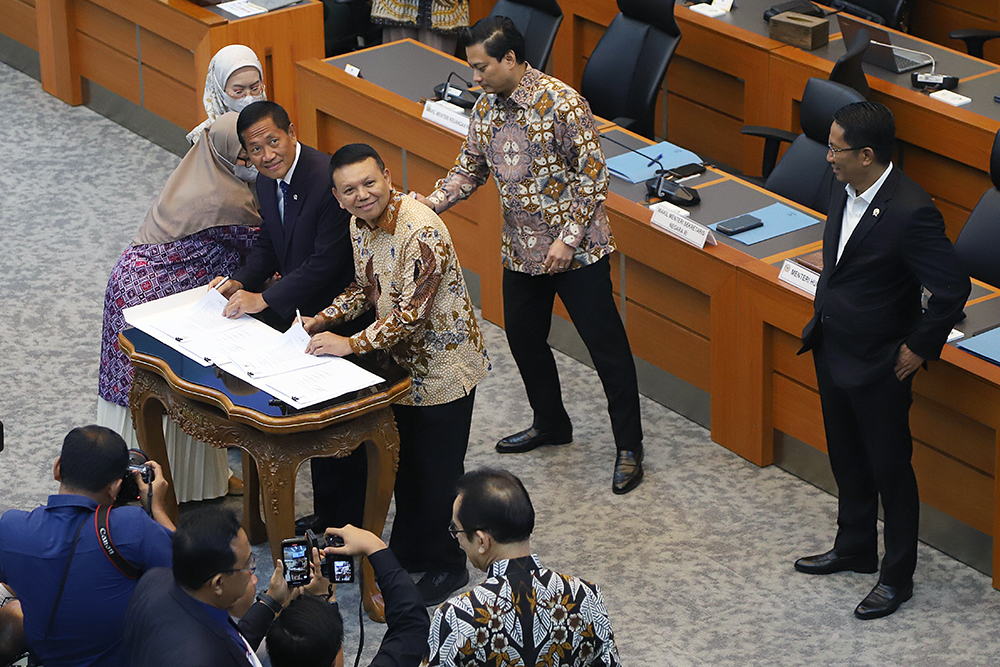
[2,60,1000,665]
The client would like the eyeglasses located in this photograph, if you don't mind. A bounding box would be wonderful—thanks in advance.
[231,82,264,98]
[227,554,257,575]
[448,523,480,540]
[827,142,860,155]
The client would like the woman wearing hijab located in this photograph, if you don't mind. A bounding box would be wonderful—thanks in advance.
[98,112,261,502]
[185,44,267,145]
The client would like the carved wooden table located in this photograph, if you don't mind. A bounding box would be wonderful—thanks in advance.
[119,328,411,620]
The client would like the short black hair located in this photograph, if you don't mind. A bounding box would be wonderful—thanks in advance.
[59,426,128,493]
[236,100,291,148]
[833,101,895,165]
[455,468,534,544]
[266,595,344,667]
[329,143,386,189]
[172,508,242,590]
[461,16,526,64]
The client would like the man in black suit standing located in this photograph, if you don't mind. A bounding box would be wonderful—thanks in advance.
[210,101,366,535]
[796,101,970,619]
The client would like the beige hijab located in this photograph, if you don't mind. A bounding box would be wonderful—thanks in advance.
[135,112,261,245]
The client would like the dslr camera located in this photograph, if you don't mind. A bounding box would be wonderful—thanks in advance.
[116,449,155,506]
[305,529,355,583]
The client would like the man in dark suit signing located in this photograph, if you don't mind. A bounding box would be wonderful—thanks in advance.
[211,100,354,323]
[796,101,970,619]
[211,101,367,534]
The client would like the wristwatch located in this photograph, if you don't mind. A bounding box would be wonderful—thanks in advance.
[255,591,282,614]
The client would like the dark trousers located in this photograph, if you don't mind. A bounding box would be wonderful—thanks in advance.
[502,255,643,453]
[813,344,918,587]
[308,310,377,527]
[388,389,475,574]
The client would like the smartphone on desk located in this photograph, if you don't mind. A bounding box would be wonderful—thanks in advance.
[668,163,707,180]
[717,214,763,236]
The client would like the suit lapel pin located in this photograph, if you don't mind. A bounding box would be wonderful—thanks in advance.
[293,194,298,201]
[872,207,880,217]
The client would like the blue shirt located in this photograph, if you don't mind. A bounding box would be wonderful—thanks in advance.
[0,495,173,667]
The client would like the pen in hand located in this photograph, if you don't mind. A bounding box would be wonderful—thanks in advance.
[214,277,230,292]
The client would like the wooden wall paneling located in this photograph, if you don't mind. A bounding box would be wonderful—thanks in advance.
[76,31,140,104]
[37,0,82,104]
[142,64,199,129]
[626,300,712,391]
[2,0,39,50]
[772,371,826,450]
[910,0,1000,64]
[913,438,994,535]
[625,257,711,337]
[140,27,195,85]
[76,0,134,56]
[910,393,994,475]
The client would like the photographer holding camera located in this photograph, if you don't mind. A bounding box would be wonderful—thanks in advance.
[0,425,174,667]
[266,525,429,667]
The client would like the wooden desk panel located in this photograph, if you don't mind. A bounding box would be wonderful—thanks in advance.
[911,0,1000,64]
[34,0,321,129]
[3,0,38,50]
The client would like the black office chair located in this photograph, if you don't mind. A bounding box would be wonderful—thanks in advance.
[321,0,380,57]
[740,78,866,215]
[490,0,563,71]
[954,128,1000,288]
[828,0,908,31]
[580,0,681,140]
[829,26,871,98]
[949,28,1000,60]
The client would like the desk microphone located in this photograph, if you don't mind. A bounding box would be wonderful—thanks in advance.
[601,132,702,207]
[434,72,477,110]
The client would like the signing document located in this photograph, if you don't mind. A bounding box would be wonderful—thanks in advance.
[124,286,383,408]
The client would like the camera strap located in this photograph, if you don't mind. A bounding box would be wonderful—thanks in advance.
[44,513,89,640]
[94,505,142,580]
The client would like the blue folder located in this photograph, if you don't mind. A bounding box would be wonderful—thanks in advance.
[709,203,821,245]
[957,326,1000,366]
[606,141,702,183]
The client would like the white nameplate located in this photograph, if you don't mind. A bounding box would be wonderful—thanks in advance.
[779,259,819,297]
[713,0,734,11]
[217,0,267,17]
[947,328,964,343]
[929,89,971,107]
[649,200,690,218]
[689,2,728,17]
[421,99,470,135]
[650,208,717,249]
[344,64,361,78]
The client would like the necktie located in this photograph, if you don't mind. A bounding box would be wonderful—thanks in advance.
[279,181,290,225]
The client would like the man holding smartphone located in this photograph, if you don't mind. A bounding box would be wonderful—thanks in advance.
[267,525,429,667]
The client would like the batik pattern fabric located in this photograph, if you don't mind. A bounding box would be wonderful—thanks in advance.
[371,0,469,32]
[425,555,621,667]
[318,191,489,407]
[427,66,615,276]
[99,225,258,406]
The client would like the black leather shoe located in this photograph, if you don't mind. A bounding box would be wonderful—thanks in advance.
[794,549,878,575]
[854,580,913,620]
[294,514,329,536]
[416,568,470,607]
[612,450,643,495]
[495,427,572,454]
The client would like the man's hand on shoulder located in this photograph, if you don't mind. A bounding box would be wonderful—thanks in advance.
[223,290,267,319]
[895,343,924,381]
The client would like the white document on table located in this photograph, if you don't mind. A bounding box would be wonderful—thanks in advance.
[229,319,327,378]
[179,318,281,365]
[259,358,385,409]
[149,288,247,342]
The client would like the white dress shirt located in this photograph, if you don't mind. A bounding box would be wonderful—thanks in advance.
[836,162,892,264]
[277,142,302,223]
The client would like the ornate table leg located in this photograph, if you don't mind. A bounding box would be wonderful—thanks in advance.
[242,450,267,545]
[130,369,180,524]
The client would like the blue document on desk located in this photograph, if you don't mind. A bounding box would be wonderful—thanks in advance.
[957,326,1000,366]
[710,203,819,245]
[606,141,702,183]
